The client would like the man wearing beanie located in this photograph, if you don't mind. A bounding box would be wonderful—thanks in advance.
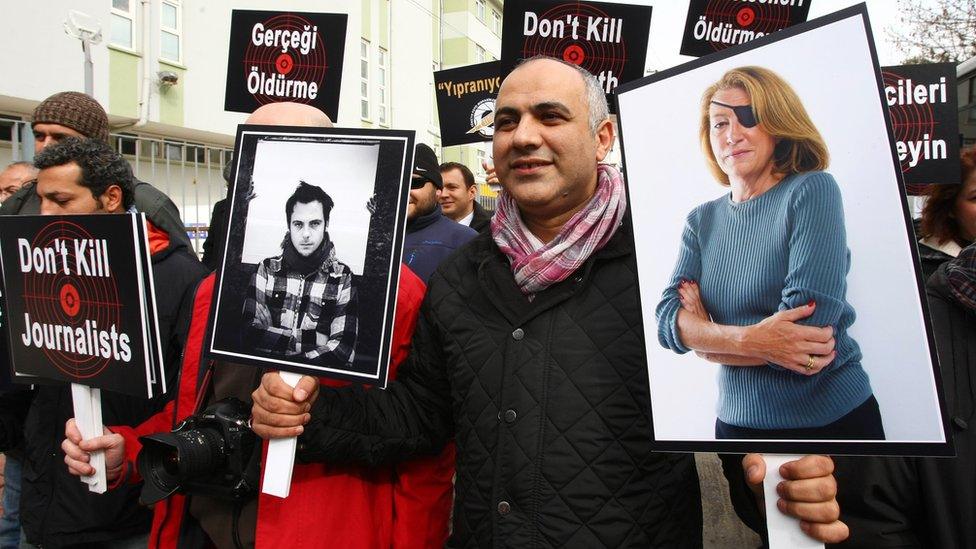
[402,143,477,282]
[0,91,191,250]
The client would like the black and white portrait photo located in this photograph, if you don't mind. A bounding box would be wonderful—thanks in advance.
[616,6,952,456]
[206,126,413,386]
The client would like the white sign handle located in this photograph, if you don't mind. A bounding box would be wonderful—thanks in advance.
[70,383,107,493]
[261,371,303,498]
[763,454,825,549]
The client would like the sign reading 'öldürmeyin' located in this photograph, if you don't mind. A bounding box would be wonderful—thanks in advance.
[881,63,960,186]
[434,61,500,147]
[679,0,811,58]
[0,214,164,399]
[224,10,347,122]
[500,0,651,104]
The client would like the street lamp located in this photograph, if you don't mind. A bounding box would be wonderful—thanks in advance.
[64,10,103,96]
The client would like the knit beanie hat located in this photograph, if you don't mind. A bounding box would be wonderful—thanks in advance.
[413,143,442,189]
[32,92,110,143]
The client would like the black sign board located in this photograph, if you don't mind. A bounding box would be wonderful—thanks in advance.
[434,61,500,147]
[500,0,651,104]
[224,10,348,122]
[881,63,960,186]
[0,214,163,398]
[679,0,811,58]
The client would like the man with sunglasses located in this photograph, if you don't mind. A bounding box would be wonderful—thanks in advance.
[402,143,477,282]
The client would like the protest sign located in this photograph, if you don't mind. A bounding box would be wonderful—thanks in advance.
[224,10,347,121]
[617,5,951,457]
[206,126,414,388]
[882,63,960,186]
[679,0,811,58]
[434,61,500,147]
[500,0,651,104]
[0,214,163,399]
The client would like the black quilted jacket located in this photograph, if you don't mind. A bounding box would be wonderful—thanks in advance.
[301,223,703,548]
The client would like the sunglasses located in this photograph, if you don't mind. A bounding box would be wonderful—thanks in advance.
[411,175,431,189]
[710,100,758,128]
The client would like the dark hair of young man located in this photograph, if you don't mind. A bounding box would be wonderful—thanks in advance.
[285,180,335,224]
[439,162,475,188]
[33,136,135,210]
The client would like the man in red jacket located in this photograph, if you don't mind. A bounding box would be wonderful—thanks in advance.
[62,103,455,548]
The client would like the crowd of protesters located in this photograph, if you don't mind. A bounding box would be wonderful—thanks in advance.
[0,54,972,549]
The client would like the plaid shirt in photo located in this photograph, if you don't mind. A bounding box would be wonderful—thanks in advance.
[244,246,357,366]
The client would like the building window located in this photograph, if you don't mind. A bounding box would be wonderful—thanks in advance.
[110,0,135,49]
[476,0,486,21]
[476,148,486,174]
[377,47,389,126]
[361,39,371,121]
[492,10,501,35]
[160,0,182,63]
[476,45,486,64]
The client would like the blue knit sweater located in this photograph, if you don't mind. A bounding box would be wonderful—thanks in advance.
[655,171,873,430]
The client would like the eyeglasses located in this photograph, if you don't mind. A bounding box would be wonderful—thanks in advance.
[410,175,430,189]
[710,100,758,128]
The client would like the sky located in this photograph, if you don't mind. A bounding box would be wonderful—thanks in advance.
[592,0,926,72]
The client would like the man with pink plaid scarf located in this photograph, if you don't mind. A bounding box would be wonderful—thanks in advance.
[249,56,849,547]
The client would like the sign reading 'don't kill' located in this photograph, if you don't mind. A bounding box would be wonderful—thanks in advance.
[679,0,811,58]
[500,0,651,105]
[435,61,500,147]
[0,214,165,399]
[224,10,348,122]
[881,63,960,186]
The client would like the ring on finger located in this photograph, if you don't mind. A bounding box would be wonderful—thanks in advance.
[805,355,815,371]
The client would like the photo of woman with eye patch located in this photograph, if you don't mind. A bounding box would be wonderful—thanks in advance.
[617,7,950,455]
[653,66,886,442]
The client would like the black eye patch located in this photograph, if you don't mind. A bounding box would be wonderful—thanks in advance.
[710,100,758,128]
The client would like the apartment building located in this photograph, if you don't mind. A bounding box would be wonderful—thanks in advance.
[0,0,499,252]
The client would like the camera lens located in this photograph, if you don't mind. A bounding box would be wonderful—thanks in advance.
[137,427,228,505]
[171,428,226,476]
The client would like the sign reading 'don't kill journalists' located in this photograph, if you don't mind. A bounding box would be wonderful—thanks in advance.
[435,61,500,147]
[0,214,164,399]
[224,10,347,122]
[679,0,811,58]
[500,0,651,104]
[881,63,960,186]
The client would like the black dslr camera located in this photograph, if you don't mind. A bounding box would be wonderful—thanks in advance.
[136,398,258,505]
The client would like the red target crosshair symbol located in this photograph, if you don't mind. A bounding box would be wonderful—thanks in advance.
[703,0,795,52]
[60,283,80,317]
[563,44,585,65]
[275,53,295,75]
[275,53,294,76]
[882,70,937,175]
[736,7,756,27]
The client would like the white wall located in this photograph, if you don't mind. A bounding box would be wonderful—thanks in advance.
[390,0,439,142]
[0,1,110,105]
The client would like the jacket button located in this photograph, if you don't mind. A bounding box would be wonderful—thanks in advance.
[953,416,968,430]
[497,501,511,515]
[504,409,517,423]
[512,328,524,340]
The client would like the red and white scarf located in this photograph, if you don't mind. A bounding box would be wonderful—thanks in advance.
[491,164,627,295]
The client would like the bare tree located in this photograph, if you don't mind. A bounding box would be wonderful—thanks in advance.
[887,0,976,63]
